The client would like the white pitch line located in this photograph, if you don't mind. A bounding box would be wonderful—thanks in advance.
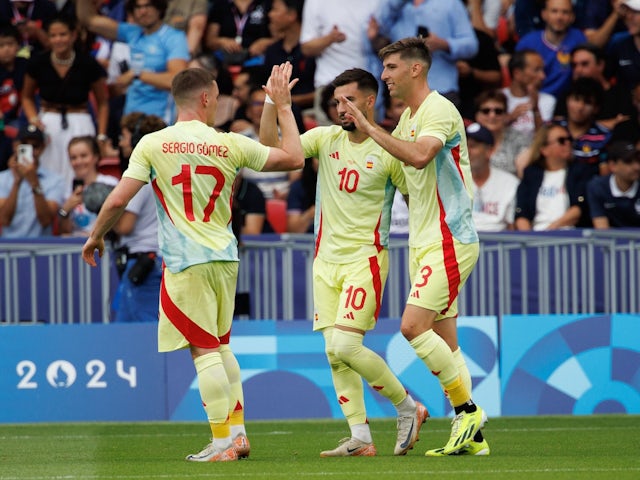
[1,467,640,480]
[2,423,637,441]
[0,431,296,441]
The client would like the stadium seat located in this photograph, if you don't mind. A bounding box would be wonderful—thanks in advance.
[98,156,121,179]
[265,198,287,234]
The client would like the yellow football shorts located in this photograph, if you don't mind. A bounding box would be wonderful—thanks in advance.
[313,250,389,332]
[158,261,239,352]
[407,240,479,321]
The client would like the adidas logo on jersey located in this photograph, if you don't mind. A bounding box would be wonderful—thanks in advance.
[343,312,355,320]
[329,151,340,159]
[410,290,420,299]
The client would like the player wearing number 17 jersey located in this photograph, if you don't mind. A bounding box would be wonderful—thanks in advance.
[82,65,304,462]
[261,68,429,458]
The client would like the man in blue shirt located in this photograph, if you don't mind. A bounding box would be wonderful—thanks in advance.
[587,140,640,229]
[373,0,478,109]
[0,124,65,237]
[76,0,189,125]
[516,0,586,98]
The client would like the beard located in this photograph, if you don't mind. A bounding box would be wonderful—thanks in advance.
[341,121,356,131]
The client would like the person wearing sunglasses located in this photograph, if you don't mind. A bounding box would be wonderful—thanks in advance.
[514,123,587,231]
[586,140,640,229]
[474,89,530,178]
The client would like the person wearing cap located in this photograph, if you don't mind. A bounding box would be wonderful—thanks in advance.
[586,140,640,228]
[466,122,520,232]
[0,123,65,237]
[608,0,640,92]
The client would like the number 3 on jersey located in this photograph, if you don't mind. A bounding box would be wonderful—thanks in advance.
[172,164,225,222]
[414,265,433,288]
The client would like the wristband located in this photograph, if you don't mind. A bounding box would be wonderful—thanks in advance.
[58,208,69,218]
[264,94,275,105]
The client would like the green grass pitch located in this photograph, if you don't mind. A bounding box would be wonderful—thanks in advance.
[1,415,639,479]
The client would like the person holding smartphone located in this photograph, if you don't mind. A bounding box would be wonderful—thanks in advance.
[0,124,65,238]
[371,0,479,109]
[57,135,119,236]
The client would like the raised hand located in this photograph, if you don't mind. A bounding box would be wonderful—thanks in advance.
[264,62,298,107]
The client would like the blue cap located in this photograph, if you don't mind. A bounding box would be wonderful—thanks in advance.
[465,122,494,146]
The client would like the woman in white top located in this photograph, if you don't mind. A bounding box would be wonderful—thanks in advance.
[57,135,118,236]
[515,124,587,231]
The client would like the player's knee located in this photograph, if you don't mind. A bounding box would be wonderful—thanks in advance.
[400,321,418,341]
[325,344,341,366]
[331,331,363,364]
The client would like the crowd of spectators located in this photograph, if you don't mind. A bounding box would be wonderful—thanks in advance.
[1,0,640,248]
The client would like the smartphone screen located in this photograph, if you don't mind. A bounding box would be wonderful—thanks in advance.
[72,178,85,191]
[417,26,429,37]
[17,144,34,166]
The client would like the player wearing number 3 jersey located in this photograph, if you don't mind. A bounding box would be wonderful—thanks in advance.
[261,68,428,458]
[82,64,304,462]
[341,37,488,457]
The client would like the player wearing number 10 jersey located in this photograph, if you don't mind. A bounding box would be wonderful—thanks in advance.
[261,68,428,458]
[82,65,304,462]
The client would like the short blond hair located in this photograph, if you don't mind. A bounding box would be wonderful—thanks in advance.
[171,68,216,105]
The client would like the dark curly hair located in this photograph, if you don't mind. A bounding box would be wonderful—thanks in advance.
[125,0,168,18]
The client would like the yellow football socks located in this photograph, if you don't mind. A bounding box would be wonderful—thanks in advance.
[323,329,367,425]
[453,347,472,394]
[219,345,245,428]
[193,352,231,425]
[331,329,408,405]
[409,330,471,406]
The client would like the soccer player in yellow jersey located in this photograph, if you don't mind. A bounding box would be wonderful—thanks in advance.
[81,64,304,462]
[261,68,429,457]
[342,38,489,456]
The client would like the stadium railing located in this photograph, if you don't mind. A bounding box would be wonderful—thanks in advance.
[0,238,113,324]
[1,229,639,324]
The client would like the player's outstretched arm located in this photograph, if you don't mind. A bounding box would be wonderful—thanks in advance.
[259,73,280,148]
[82,177,145,267]
[262,63,304,172]
[76,0,119,41]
